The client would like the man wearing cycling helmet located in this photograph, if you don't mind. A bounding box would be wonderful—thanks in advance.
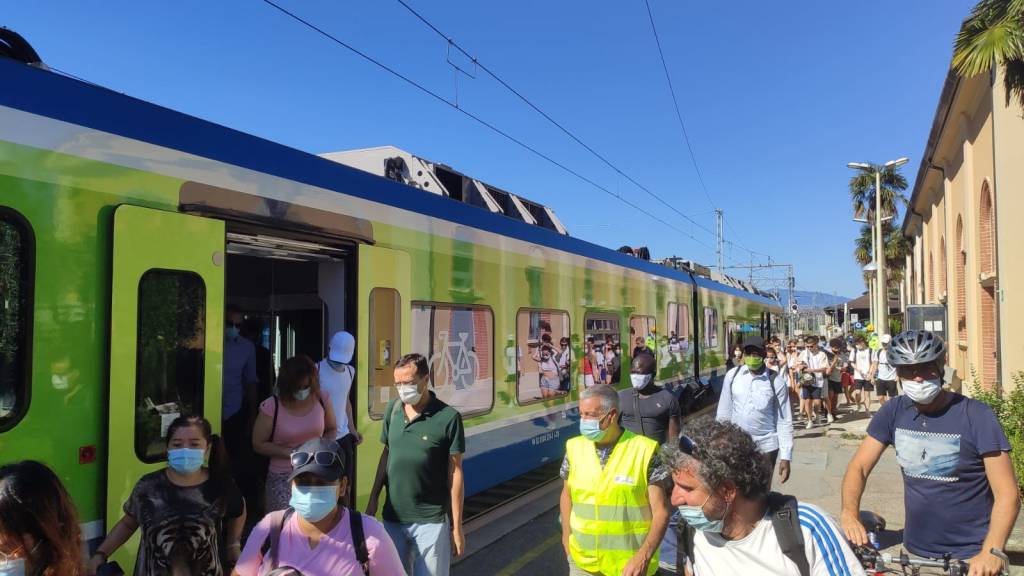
[840,330,1020,576]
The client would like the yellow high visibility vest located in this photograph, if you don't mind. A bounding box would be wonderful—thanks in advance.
[567,429,659,576]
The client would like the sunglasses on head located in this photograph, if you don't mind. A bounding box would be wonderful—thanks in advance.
[291,450,343,469]
[678,434,697,456]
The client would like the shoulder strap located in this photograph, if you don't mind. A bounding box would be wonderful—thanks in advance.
[349,508,370,575]
[633,390,647,437]
[678,522,695,575]
[259,508,295,572]
[767,493,809,576]
[271,396,279,443]
[724,365,741,395]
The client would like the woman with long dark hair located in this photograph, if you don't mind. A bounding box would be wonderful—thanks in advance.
[0,460,84,576]
[87,415,246,575]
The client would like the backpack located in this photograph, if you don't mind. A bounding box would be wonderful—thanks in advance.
[676,492,809,576]
[724,366,782,416]
[259,507,370,575]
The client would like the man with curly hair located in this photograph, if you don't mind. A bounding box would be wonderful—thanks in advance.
[664,421,863,575]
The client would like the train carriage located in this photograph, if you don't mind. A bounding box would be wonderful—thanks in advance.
[0,48,781,570]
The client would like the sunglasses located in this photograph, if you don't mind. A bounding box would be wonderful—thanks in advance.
[678,434,697,455]
[291,450,343,469]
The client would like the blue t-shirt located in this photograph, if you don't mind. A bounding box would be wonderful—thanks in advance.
[867,393,1010,559]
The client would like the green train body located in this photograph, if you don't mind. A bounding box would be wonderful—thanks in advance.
[0,55,781,568]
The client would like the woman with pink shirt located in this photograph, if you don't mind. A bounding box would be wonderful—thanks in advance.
[253,356,337,512]
[233,438,404,576]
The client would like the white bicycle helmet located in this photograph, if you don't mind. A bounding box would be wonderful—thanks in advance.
[887,330,946,366]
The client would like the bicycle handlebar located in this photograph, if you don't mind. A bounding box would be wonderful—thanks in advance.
[854,544,1010,576]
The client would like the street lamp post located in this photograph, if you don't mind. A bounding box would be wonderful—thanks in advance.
[848,157,908,336]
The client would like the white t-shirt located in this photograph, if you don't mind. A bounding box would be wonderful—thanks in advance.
[692,502,865,576]
[851,348,874,380]
[875,349,897,381]
[318,360,353,438]
[799,349,828,388]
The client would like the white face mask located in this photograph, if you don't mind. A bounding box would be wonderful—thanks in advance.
[902,378,942,404]
[397,383,423,405]
[630,373,653,390]
[0,557,26,576]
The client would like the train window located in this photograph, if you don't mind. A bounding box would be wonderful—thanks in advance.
[0,209,33,432]
[629,315,657,358]
[368,288,401,419]
[584,312,620,385]
[515,309,571,405]
[725,321,742,353]
[135,270,206,462]
[666,302,691,363]
[412,303,493,417]
[702,307,719,349]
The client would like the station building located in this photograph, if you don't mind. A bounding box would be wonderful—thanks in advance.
[901,65,1024,393]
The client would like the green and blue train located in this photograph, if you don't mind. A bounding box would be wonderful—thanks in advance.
[0,41,782,568]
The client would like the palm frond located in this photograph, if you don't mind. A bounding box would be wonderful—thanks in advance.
[953,0,1024,77]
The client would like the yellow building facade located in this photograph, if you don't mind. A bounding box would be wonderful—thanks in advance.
[902,66,1024,393]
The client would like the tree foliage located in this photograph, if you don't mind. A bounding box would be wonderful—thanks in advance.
[953,0,1024,107]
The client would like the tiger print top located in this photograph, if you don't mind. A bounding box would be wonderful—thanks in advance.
[124,470,244,576]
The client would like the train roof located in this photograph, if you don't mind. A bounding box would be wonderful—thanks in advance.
[0,58,780,308]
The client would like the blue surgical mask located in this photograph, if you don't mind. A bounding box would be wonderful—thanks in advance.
[0,557,26,576]
[579,416,608,442]
[167,448,205,474]
[289,484,338,522]
[226,326,240,340]
[294,388,312,401]
[678,493,727,533]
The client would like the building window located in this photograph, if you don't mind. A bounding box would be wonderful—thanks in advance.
[702,307,719,349]
[956,217,966,342]
[135,270,206,462]
[0,209,33,432]
[928,251,934,301]
[515,309,571,404]
[980,182,996,275]
[940,236,947,297]
[368,288,401,419]
[412,303,493,417]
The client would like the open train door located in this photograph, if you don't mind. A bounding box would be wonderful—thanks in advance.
[106,205,225,569]
[354,245,410,507]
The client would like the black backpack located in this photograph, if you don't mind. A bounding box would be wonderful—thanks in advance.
[259,507,370,575]
[677,492,809,576]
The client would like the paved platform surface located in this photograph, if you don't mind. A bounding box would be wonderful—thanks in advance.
[455,400,1024,575]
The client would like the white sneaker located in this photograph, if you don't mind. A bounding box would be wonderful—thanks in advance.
[827,414,835,424]
[805,420,813,429]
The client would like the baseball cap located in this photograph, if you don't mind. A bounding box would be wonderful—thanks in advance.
[741,335,766,353]
[880,334,892,345]
[328,331,355,364]
[288,438,345,483]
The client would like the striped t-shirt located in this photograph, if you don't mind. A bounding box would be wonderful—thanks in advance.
[692,502,865,575]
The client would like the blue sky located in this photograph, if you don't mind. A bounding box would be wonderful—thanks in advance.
[8,0,976,297]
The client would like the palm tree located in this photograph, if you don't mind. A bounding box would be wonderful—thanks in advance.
[953,0,1024,107]
[852,221,911,289]
[848,164,908,221]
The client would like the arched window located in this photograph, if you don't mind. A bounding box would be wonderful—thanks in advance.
[980,182,995,274]
[956,217,966,342]
[939,236,947,298]
[928,251,934,301]
[978,181,998,388]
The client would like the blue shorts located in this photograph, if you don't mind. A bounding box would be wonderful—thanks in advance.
[800,386,822,400]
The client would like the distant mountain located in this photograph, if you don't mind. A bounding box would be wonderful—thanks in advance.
[777,290,851,309]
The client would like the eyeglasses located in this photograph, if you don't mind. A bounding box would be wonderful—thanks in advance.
[678,434,697,455]
[291,450,343,469]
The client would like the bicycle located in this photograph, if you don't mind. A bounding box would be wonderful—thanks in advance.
[852,512,1010,575]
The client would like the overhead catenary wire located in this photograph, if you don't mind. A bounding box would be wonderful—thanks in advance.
[393,0,722,241]
[640,0,770,260]
[260,0,714,252]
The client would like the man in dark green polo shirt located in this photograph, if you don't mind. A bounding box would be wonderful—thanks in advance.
[366,353,466,576]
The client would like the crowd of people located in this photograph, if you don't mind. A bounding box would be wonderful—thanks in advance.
[0,329,1019,575]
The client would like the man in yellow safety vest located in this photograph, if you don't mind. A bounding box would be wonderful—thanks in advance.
[560,384,670,576]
